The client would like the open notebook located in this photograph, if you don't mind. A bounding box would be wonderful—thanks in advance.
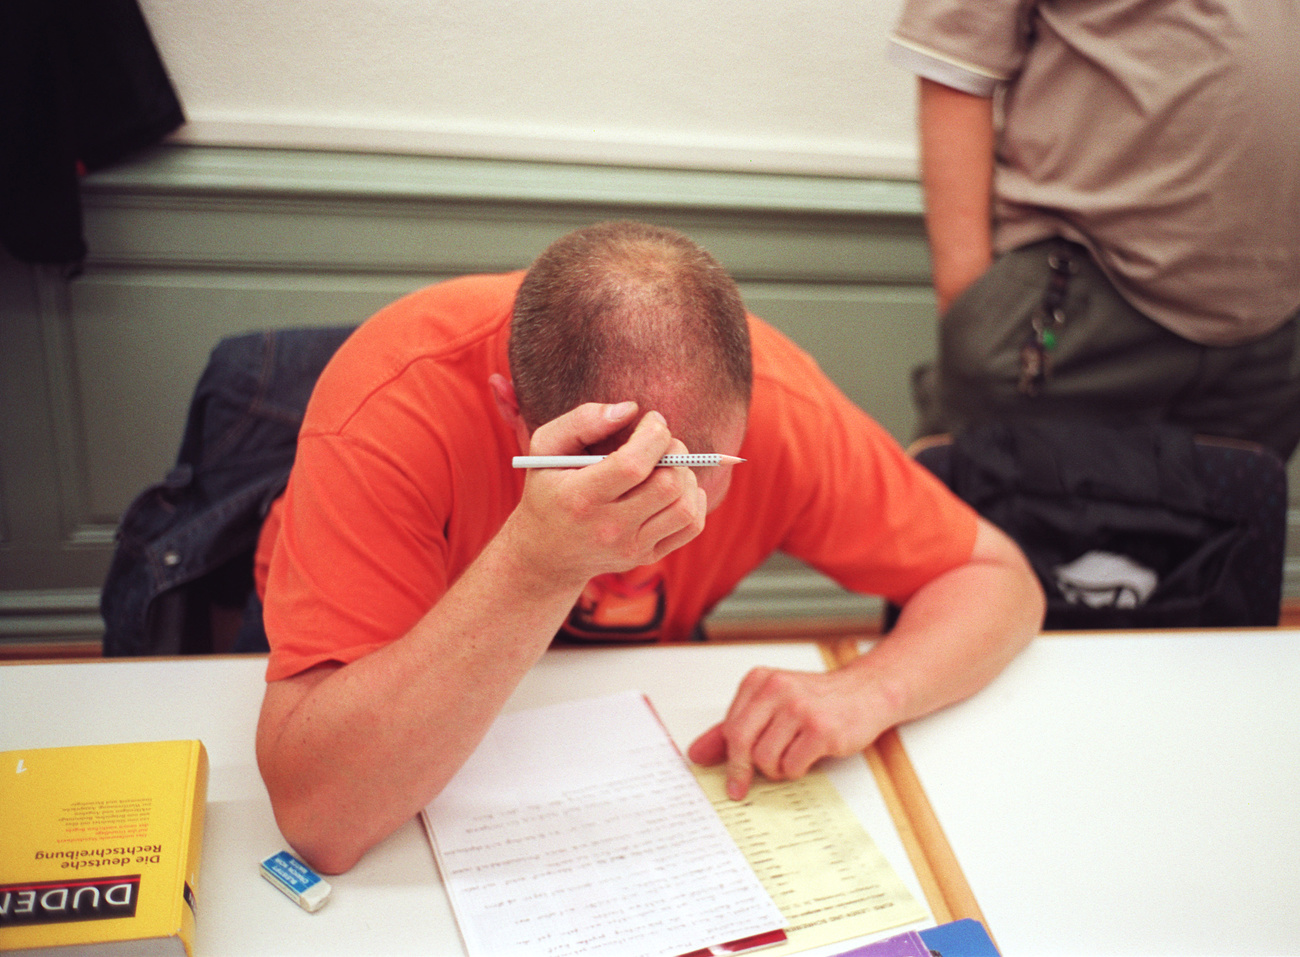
[422,690,786,957]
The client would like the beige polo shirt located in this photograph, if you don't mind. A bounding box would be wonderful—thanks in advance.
[890,0,1300,345]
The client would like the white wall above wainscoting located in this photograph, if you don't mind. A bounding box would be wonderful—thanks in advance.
[142,0,919,179]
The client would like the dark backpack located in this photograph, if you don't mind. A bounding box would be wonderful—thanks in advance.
[923,418,1286,629]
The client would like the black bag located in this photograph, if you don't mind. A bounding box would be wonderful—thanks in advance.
[929,418,1285,629]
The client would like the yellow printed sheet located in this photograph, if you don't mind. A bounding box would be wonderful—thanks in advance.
[692,766,926,955]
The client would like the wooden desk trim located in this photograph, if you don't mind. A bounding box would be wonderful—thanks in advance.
[820,637,991,941]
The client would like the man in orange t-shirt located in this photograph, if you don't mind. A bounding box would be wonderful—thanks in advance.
[255,221,1043,874]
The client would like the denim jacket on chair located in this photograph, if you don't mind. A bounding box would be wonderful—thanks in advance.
[100,326,353,655]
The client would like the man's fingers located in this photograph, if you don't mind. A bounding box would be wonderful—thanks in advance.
[639,486,706,562]
[707,667,846,801]
[596,411,675,489]
[726,761,754,802]
[724,666,770,725]
[530,401,640,457]
[686,713,767,800]
[780,730,824,781]
[716,670,781,801]
[749,709,803,782]
[687,724,727,766]
[695,667,884,804]
[557,410,679,502]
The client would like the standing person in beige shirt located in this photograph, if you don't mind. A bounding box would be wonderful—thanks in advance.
[889,0,1300,460]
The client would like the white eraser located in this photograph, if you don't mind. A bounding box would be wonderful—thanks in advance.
[260,850,331,912]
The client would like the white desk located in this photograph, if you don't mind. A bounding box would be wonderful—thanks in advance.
[0,643,933,956]
[898,629,1300,956]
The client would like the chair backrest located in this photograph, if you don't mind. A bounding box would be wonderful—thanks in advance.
[100,326,354,655]
[909,419,1287,630]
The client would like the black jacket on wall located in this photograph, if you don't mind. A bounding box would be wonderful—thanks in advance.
[0,0,184,264]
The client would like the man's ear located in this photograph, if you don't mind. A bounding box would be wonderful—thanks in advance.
[488,373,533,454]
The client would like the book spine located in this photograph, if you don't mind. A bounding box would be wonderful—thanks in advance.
[178,742,209,957]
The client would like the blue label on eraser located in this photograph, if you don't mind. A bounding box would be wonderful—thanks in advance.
[262,850,321,893]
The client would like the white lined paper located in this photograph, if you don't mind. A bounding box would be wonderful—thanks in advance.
[422,691,786,957]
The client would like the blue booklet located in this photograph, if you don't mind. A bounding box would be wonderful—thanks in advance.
[835,919,999,957]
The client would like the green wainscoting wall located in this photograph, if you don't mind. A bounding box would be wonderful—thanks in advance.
[1,145,1296,651]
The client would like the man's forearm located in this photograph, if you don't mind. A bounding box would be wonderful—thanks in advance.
[256,527,587,874]
[918,77,996,314]
[854,519,1043,728]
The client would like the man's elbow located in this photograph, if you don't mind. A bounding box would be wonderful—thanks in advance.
[284,832,365,878]
[1014,568,1046,648]
[1003,539,1046,642]
[257,738,373,876]
[974,518,1045,634]
[259,751,456,876]
[1026,565,1047,624]
[264,785,370,876]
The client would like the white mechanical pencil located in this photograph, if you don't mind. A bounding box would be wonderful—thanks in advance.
[513,453,745,468]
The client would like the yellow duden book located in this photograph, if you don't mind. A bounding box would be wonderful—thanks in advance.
[0,740,208,956]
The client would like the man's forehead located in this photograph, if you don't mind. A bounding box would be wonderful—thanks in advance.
[662,400,749,453]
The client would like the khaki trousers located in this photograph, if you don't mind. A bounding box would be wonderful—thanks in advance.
[915,239,1300,460]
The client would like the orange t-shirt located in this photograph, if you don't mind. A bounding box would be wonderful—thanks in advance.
[256,272,978,681]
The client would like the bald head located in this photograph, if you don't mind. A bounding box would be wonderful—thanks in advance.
[508,221,753,450]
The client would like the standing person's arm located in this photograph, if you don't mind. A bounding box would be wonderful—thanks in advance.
[918,77,997,315]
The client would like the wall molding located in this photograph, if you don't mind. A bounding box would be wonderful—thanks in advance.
[83,146,925,219]
[32,266,117,545]
[166,121,922,182]
[0,589,104,641]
